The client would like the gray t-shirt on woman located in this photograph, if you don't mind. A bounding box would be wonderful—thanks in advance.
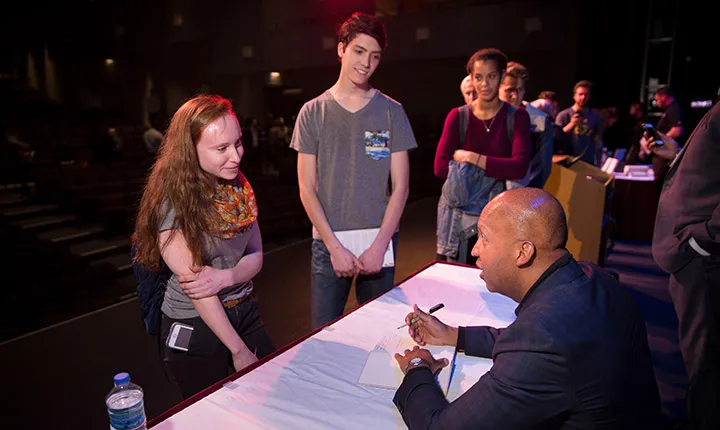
[159,206,255,320]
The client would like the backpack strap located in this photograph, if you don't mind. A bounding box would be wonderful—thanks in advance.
[457,104,472,149]
[460,103,515,148]
[505,103,516,145]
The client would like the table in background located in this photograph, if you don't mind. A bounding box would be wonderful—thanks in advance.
[611,172,659,241]
[149,262,517,430]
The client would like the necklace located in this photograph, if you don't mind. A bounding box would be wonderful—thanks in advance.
[481,115,497,132]
[477,103,502,132]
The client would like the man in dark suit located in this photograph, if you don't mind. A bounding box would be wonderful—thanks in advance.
[392,188,661,429]
[650,100,720,429]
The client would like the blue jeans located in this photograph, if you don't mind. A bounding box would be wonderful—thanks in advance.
[310,234,398,329]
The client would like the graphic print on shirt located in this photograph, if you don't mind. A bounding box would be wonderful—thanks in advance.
[364,130,391,160]
[574,118,594,136]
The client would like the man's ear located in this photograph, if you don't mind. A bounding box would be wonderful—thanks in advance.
[337,42,345,59]
[517,241,536,267]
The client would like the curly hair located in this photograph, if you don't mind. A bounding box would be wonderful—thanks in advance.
[465,48,508,75]
[132,95,236,271]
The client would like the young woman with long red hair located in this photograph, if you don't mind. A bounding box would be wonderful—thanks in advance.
[133,95,274,399]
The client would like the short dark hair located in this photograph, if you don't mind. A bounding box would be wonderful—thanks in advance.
[337,12,387,51]
[655,86,673,97]
[573,80,593,94]
[505,61,529,82]
[466,48,508,75]
[538,90,557,102]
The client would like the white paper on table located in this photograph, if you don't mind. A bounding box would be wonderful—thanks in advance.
[335,228,394,267]
[446,355,494,402]
[358,332,455,394]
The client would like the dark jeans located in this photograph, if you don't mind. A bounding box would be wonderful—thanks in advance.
[310,234,398,329]
[159,296,275,399]
[669,254,720,429]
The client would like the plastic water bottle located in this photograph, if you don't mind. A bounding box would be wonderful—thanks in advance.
[106,372,147,430]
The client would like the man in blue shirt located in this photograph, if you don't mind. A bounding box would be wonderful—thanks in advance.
[556,81,604,166]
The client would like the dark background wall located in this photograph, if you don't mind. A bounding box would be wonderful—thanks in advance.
[1,0,716,131]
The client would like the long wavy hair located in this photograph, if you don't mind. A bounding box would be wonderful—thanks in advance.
[132,95,236,271]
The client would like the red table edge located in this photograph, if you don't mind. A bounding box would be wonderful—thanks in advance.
[148,259,475,427]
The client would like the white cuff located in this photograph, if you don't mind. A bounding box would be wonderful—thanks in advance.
[689,237,711,257]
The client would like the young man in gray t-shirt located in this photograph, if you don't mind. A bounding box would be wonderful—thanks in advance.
[290,12,417,329]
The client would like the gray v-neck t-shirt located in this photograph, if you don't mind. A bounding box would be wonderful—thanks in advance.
[290,90,417,239]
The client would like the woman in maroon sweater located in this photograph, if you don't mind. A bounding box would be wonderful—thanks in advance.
[434,48,531,181]
[434,48,532,263]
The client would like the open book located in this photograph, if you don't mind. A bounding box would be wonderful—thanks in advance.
[334,228,394,267]
[358,333,456,394]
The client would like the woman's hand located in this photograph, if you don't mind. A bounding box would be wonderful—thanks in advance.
[453,149,480,165]
[232,349,258,371]
[177,266,234,300]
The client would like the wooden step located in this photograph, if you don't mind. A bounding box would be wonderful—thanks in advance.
[0,193,26,207]
[0,182,35,191]
[1,204,58,217]
[36,224,104,243]
[88,252,132,272]
[68,237,129,258]
[9,214,77,230]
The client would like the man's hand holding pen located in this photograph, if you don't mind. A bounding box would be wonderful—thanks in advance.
[394,304,459,375]
[403,304,459,347]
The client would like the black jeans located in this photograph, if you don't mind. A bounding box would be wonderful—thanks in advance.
[159,296,275,399]
[669,255,720,429]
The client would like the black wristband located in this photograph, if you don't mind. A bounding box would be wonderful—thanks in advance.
[456,326,467,352]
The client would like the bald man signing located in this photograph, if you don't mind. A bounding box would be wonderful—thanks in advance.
[393,189,662,429]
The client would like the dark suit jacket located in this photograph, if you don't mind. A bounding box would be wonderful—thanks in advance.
[653,102,720,273]
[393,256,662,429]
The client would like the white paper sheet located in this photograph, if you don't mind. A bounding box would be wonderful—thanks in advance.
[447,355,494,402]
[334,228,395,267]
[358,332,455,393]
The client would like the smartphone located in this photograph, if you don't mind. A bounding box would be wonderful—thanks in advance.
[642,123,664,146]
[166,322,193,351]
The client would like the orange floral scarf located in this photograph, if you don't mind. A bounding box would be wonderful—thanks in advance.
[207,171,258,239]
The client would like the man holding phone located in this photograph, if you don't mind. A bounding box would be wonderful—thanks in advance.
[651,99,720,429]
[649,86,684,182]
[556,81,604,166]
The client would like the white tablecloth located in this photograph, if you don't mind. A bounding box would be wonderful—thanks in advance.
[153,262,517,430]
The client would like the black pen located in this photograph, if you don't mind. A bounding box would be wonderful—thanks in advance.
[397,303,445,329]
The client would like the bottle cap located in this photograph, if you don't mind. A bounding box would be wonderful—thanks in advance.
[113,372,130,386]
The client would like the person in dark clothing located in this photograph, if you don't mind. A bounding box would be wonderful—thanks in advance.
[649,86,683,182]
[623,102,647,164]
[651,100,720,430]
[555,81,604,166]
[394,188,662,430]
